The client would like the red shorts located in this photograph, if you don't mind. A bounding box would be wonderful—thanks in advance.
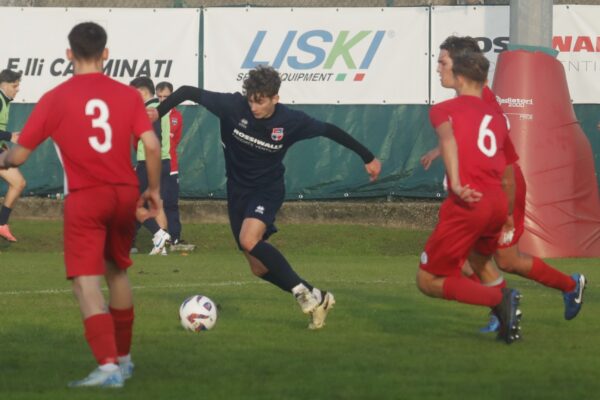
[498,163,525,249]
[64,185,139,278]
[420,188,508,277]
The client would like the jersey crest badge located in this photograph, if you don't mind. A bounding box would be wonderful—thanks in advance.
[271,127,284,141]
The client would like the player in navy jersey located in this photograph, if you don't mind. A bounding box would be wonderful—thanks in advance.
[0,22,161,387]
[149,65,381,329]
[417,36,522,344]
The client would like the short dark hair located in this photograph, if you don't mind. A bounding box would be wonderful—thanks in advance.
[440,36,489,84]
[156,81,173,93]
[68,22,107,60]
[243,65,281,100]
[0,69,22,84]
[130,76,155,95]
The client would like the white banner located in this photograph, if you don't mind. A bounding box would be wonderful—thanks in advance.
[0,7,200,103]
[432,5,600,104]
[554,5,600,104]
[430,6,509,104]
[203,7,429,104]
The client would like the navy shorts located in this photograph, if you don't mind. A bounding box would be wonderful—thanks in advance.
[227,180,285,250]
[136,159,171,200]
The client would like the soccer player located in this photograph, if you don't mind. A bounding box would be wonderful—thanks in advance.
[156,81,184,246]
[0,22,162,387]
[0,69,27,242]
[130,77,171,255]
[148,65,381,329]
[421,85,587,333]
[417,36,522,344]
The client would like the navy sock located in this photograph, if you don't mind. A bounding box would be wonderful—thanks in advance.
[258,271,290,293]
[249,241,305,292]
[0,206,12,225]
[142,218,161,235]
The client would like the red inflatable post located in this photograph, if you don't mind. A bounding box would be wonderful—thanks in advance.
[492,50,600,257]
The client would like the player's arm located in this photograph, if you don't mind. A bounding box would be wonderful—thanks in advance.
[420,146,441,170]
[321,123,381,181]
[435,121,481,202]
[138,130,162,215]
[0,144,32,169]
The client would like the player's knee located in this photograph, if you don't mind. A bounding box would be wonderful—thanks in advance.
[239,235,259,253]
[416,270,434,296]
[495,255,518,273]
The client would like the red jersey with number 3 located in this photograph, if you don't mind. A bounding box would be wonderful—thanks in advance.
[430,95,510,198]
[18,73,151,192]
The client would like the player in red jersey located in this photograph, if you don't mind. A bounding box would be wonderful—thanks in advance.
[422,85,587,332]
[416,36,522,344]
[0,22,161,387]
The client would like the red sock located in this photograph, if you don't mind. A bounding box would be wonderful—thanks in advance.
[109,306,134,357]
[84,313,118,365]
[527,257,575,292]
[443,276,503,307]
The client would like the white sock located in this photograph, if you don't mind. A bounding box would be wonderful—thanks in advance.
[99,363,119,372]
[291,283,308,296]
[312,288,323,304]
[118,354,131,364]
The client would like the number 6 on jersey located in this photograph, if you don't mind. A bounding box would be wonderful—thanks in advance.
[86,99,112,153]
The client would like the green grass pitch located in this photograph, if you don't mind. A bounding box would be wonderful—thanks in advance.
[0,220,598,399]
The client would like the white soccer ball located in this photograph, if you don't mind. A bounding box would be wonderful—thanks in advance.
[179,295,218,332]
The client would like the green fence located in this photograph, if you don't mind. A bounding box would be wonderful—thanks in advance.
[3,103,599,200]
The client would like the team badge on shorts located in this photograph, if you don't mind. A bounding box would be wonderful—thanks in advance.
[420,251,428,265]
[271,128,284,141]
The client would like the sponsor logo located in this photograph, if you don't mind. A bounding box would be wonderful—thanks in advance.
[237,29,386,83]
[496,96,533,108]
[232,128,283,152]
[255,205,265,215]
[420,251,428,265]
[6,57,174,78]
[239,118,248,128]
[271,127,284,141]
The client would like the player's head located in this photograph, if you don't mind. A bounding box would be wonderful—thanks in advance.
[156,81,174,102]
[243,65,281,119]
[130,76,155,102]
[67,22,108,62]
[437,36,489,89]
[0,69,22,99]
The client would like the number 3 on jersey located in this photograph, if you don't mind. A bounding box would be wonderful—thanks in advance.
[478,114,497,157]
[86,99,112,153]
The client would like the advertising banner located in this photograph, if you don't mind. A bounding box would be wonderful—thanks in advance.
[203,7,429,104]
[0,7,200,103]
[432,5,600,104]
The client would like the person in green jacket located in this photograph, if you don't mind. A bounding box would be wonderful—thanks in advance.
[0,69,26,242]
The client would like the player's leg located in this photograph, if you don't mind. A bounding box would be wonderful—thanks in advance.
[104,185,138,379]
[135,161,169,254]
[495,245,585,320]
[463,258,505,333]
[105,262,134,380]
[0,167,26,241]
[65,187,124,388]
[164,172,182,244]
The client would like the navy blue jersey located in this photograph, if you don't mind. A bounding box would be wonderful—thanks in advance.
[158,87,374,190]
[197,90,326,188]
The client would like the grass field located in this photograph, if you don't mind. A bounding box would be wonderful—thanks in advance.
[0,220,598,399]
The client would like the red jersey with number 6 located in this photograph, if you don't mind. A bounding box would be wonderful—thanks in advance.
[18,73,151,192]
[430,95,510,197]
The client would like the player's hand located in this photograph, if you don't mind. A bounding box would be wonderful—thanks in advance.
[451,183,482,203]
[499,214,515,245]
[147,108,159,122]
[10,132,20,144]
[365,158,381,182]
[138,189,161,219]
[420,148,440,170]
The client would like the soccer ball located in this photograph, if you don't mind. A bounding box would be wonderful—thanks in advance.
[179,295,218,332]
